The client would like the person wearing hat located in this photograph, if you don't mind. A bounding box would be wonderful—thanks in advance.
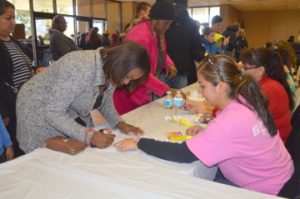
[113,0,178,115]
[164,0,205,87]
[49,15,78,61]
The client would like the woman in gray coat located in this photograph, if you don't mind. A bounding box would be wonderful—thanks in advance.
[16,41,150,153]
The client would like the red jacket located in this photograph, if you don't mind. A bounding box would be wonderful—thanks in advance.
[113,20,173,115]
[260,76,292,143]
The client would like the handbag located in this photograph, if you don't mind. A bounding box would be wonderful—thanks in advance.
[44,136,86,155]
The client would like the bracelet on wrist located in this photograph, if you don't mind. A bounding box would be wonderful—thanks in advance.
[84,128,95,146]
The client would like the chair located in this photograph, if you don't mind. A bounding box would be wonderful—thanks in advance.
[277,104,300,198]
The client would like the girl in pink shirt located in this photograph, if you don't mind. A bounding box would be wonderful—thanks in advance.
[115,55,294,195]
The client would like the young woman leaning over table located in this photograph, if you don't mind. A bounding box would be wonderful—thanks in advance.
[16,41,150,153]
[115,55,294,195]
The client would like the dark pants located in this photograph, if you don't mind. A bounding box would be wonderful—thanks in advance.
[6,115,24,157]
[0,152,6,164]
[213,169,238,187]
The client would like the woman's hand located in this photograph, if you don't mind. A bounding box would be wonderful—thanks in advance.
[5,146,14,160]
[116,121,144,136]
[186,125,204,136]
[114,137,139,152]
[90,130,115,148]
[166,65,177,79]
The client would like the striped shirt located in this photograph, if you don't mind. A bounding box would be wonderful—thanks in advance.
[4,40,32,89]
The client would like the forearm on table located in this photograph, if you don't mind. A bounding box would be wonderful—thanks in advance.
[137,138,198,163]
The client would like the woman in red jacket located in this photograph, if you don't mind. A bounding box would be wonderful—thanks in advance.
[240,48,294,143]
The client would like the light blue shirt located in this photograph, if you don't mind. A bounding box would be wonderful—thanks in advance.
[0,115,12,156]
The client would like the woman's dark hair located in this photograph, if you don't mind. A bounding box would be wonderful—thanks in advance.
[102,41,150,92]
[198,55,277,136]
[240,48,295,110]
[0,0,14,15]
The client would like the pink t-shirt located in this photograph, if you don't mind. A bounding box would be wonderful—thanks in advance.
[186,99,294,195]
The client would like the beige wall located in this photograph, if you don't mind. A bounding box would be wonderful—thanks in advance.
[220,5,241,32]
[121,1,136,31]
[214,5,300,48]
[241,10,300,47]
[107,1,120,32]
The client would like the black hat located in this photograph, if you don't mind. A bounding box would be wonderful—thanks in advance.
[149,0,176,20]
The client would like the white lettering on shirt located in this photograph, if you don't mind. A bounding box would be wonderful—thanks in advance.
[252,120,268,137]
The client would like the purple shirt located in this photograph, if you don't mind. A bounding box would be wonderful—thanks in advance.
[187,99,293,195]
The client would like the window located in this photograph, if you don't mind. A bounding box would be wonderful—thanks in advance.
[93,20,105,34]
[8,0,32,38]
[57,0,74,15]
[189,6,220,34]
[33,0,54,13]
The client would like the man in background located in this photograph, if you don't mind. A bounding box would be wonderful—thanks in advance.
[164,0,205,87]
[49,15,78,61]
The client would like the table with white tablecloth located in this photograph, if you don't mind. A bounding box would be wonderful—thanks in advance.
[0,84,281,199]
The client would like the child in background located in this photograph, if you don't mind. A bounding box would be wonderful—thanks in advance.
[0,115,14,163]
[202,27,222,55]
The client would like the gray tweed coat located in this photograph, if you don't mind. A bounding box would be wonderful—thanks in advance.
[16,49,123,153]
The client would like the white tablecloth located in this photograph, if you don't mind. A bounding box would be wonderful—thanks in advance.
[0,84,281,199]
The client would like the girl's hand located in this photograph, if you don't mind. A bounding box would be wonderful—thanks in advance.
[114,137,140,152]
[186,125,204,136]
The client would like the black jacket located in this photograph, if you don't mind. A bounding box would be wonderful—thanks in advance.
[165,11,205,84]
[0,37,31,116]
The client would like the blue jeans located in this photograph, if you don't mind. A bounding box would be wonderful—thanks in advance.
[213,169,238,187]
[159,74,188,89]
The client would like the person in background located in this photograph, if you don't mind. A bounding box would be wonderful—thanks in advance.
[49,15,78,61]
[223,23,240,59]
[201,27,222,55]
[16,41,150,153]
[111,30,120,46]
[0,0,34,157]
[115,55,293,196]
[164,0,205,88]
[101,29,110,46]
[211,15,228,44]
[236,28,248,61]
[240,48,294,143]
[85,27,102,50]
[276,41,297,93]
[0,115,14,163]
[124,2,152,33]
[113,0,178,115]
[237,28,248,50]
[211,15,223,34]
